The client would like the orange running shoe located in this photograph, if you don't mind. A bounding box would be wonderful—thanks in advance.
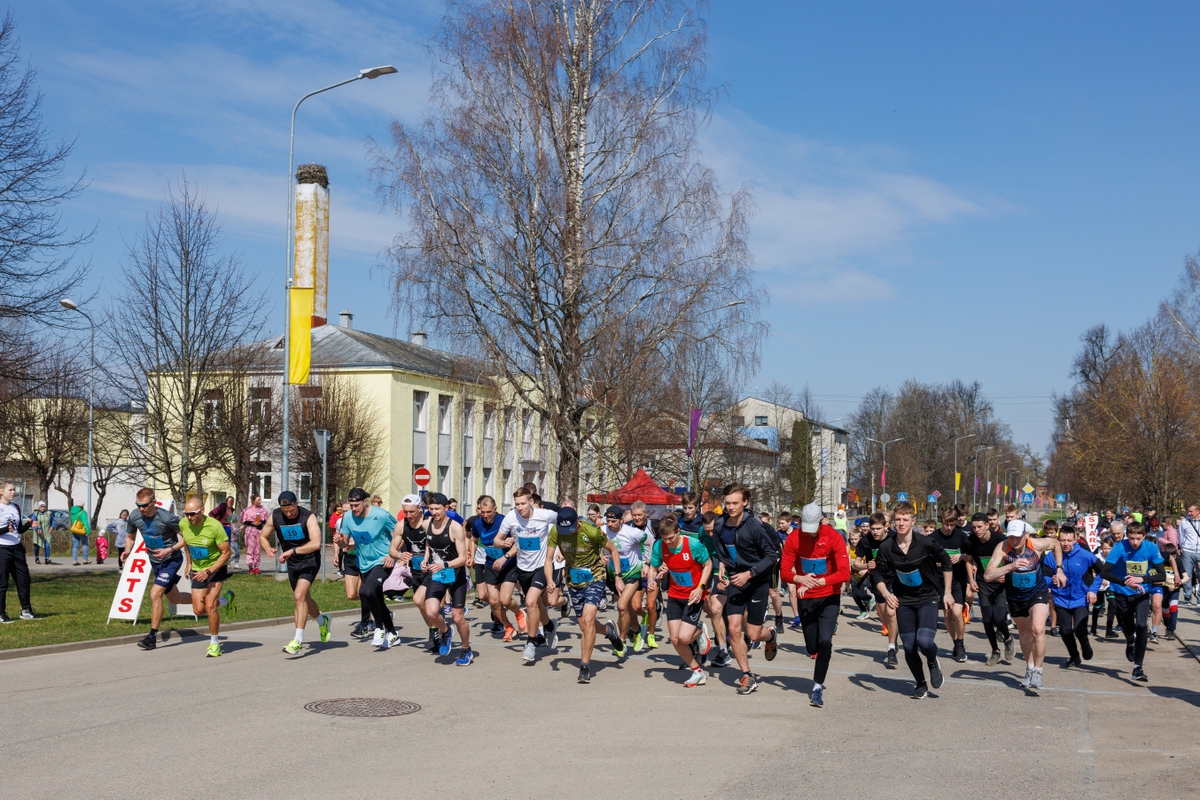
[962,607,970,624]
[503,625,515,642]
[516,609,528,634]
[881,624,889,637]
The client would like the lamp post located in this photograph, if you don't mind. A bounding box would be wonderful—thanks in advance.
[1006,468,1018,504]
[313,429,330,582]
[953,433,977,507]
[280,65,397,498]
[987,454,1006,509]
[59,299,94,528]
[866,436,904,510]
[972,445,993,512]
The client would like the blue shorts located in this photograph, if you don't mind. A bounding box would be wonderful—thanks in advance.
[152,556,184,590]
[568,581,606,616]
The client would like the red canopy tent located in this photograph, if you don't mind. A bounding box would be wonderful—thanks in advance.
[587,468,679,510]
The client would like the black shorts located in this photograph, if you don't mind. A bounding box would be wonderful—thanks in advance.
[708,573,726,597]
[190,564,229,589]
[423,571,469,609]
[341,551,360,577]
[976,580,1008,610]
[475,557,516,586]
[869,575,891,606]
[1007,590,1050,618]
[725,575,771,626]
[287,558,320,591]
[516,567,547,594]
[949,578,967,607]
[552,567,565,589]
[769,563,781,590]
[665,596,704,628]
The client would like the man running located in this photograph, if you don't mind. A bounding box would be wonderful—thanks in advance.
[260,491,331,655]
[1101,521,1166,682]
[852,512,899,667]
[1044,524,1102,669]
[338,487,400,649]
[470,494,522,638]
[966,512,1015,666]
[419,493,472,664]
[628,501,660,648]
[178,497,236,657]
[781,502,850,708]
[699,510,733,668]
[495,487,559,663]
[872,502,953,699]
[549,506,624,683]
[123,488,192,651]
[649,513,713,688]
[934,508,972,662]
[604,505,650,656]
[984,520,1066,689]
[714,484,781,695]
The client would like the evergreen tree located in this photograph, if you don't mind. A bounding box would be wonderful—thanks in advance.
[790,419,817,508]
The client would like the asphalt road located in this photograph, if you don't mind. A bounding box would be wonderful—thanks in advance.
[2,594,1198,800]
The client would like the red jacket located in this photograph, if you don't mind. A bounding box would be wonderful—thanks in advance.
[781,524,850,599]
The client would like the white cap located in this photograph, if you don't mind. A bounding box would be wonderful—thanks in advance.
[36,500,46,507]
[800,502,822,534]
[401,494,422,507]
[1005,520,1026,537]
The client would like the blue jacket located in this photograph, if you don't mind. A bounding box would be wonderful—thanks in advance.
[1043,545,1102,609]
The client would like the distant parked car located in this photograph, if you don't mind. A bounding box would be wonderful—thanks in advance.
[48,509,70,530]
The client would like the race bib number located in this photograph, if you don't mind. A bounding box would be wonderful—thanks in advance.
[1125,560,1148,576]
[1011,570,1038,589]
[518,535,540,552]
[619,557,633,573]
[142,534,166,550]
[897,568,922,587]
[569,567,594,584]
[188,546,209,560]
[431,568,456,584]
[800,557,827,575]
[945,549,961,557]
[726,544,738,563]
[484,546,505,561]
[411,555,424,572]
[280,524,306,542]
[669,569,695,588]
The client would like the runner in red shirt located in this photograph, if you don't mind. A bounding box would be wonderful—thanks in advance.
[649,514,714,687]
[781,503,851,708]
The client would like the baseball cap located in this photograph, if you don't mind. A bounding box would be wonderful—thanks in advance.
[36,500,46,507]
[427,492,449,507]
[604,505,622,520]
[800,502,822,534]
[277,491,298,505]
[347,487,370,502]
[401,493,422,507]
[971,512,988,523]
[557,507,579,533]
[1006,520,1026,537]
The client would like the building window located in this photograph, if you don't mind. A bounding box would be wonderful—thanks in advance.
[249,387,272,428]
[250,461,272,500]
[483,405,496,439]
[754,415,768,426]
[203,389,222,429]
[438,465,449,492]
[299,385,322,424]
[461,467,472,513]
[734,415,745,427]
[438,395,453,435]
[298,472,313,503]
[413,391,428,432]
[483,467,493,497]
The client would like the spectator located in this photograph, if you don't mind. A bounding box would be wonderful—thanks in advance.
[240,495,269,575]
[30,501,54,564]
[210,495,239,567]
[108,510,130,568]
[1177,504,1200,606]
[69,504,91,565]
[0,481,35,621]
[1159,516,1179,548]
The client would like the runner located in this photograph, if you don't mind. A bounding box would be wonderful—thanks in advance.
[966,512,1015,666]
[934,508,972,663]
[851,512,899,668]
[178,497,236,657]
[628,501,660,649]
[240,495,268,575]
[549,506,624,683]
[1100,521,1166,682]
[418,492,473,665]
[122,488,193,650]
[332,500,371,639]
[781,502,850,708]
[769,512,789,633]
[700,510,733,668]
[392,494,435,649]
[983,520,1066,689]
[1043,524,1101,669]
[714,484,781,695]
[648,513,713,688]
[338,487,400,648]
[603,505,649,656]
[494,487,559,663]
[470,494,522,639]
[259,491,331,655]
[872,502,953,699]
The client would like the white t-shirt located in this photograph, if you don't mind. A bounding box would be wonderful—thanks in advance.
[0,502,22,546]
[498,507,559,572]
[612,523,654,575]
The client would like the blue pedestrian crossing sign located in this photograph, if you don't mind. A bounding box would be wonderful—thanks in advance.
[1021,491,1034,504]
[927,494,937,503]
[1055,493,1066,503]
[897,492,908,502]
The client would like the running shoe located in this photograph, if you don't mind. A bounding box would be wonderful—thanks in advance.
[372,628,385,647]
[735,672,758,695]
[1020,667,1033,689]
[283,639,303,655]
[491,621,505,634]
[1125,641,1135,662]
[911,682,928,699]
[438,628,453,656]
[696,624,712,659]
[577,664,591,684]
[1105,630,1119,639]
[222,590,237,618]
[985,650,1001,667]
[318,613,331,643]
[789,616,802,629]
[880,624,889,637]
[137,632,156,650]
[774,615,784,634]
[1149,632,1160,645]
[604,620,625,654]
[962,607,970,624]
[764,628,778,661]
[711,648,732,668]
[1003,638,1016,664]
[1049,626,1060,638]
[1081,637,1094,661]
[885,647,898,668]
[206,642,223,658]
[928,658,944,689]
[19,608,35,621]
[472,598,487,609]
[952,641,967,663]
[455,649,474,666]
[427,627,439,652]
[684,667,706,687]
[1060,656,1080,669]
[1030,668,1043,689]
[856,610,870,621]
[516,609,528,634]
[646,632,658,650]
[547,620,559,648]
[522,640,537,662]
[559,602,570,619]
[633,632,645,653]
[503,624,515,642]
[350,622,366,639]
[868,596,876,611]
[1132,665,1148,682]
[809,686,824,708]
[385,631,401,649]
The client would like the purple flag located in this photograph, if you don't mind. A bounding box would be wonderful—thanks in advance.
[686,409,703,455]
[974,476,979,493]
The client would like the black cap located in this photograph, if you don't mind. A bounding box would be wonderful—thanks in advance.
[427,492,449,507]
[277,491,298,505]
[604,505,622,520]
[557,507,579,533]
[971,512,988,523]
[347,487,369,502]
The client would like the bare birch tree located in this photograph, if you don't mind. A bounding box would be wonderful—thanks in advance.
[371,0,763,503]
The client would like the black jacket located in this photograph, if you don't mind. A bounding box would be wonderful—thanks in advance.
[713,511,780,579]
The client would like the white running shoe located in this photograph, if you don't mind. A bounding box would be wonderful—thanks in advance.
[697,624,711,657]
[523,640,537,662]
[1020,667,1033,688]
[1030,668,1043,689]
[372,628,385,648]
[684,667,706,687]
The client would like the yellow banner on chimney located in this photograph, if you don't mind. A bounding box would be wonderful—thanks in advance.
[288,287,314,384]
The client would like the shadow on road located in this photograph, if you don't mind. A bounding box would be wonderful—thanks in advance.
[847,672,919,695]
[1148,685,1200,707]
[219,640,262,653]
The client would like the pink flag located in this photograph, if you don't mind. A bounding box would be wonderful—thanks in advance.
[974,476,979,493]
[880,465,887,488]
[686,409,703,456]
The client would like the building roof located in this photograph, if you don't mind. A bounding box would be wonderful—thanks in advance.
[736,396,850,436]
[251,325,495,385]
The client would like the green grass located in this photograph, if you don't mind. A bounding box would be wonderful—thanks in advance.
[1,572,364,651]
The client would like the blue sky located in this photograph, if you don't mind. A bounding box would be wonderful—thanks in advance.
[17,1,1200,452]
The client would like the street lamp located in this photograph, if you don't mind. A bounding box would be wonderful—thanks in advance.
[824,417,846,511]
[59,298,95,528]
[1006,468,1018,504]
[865,436,904,510]
[953,433,977,507]
[313,429,330,582]
[987,454,1006,509]
[281,65,397,497]
[972,445,993,512]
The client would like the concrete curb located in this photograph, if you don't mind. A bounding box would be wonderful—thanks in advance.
[0,601,412,661]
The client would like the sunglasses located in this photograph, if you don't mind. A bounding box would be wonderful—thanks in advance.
[136,501,154,508]
[184,510,205,518]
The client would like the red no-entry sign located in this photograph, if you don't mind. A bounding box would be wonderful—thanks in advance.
[413,467,431,487]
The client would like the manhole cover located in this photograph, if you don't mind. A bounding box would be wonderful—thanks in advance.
[304,698,421,718]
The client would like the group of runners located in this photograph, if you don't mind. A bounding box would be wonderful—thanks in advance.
[83,476,1184,707]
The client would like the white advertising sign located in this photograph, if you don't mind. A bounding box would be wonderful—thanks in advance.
[107,533,195,623]
[1083,514,1100,551]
